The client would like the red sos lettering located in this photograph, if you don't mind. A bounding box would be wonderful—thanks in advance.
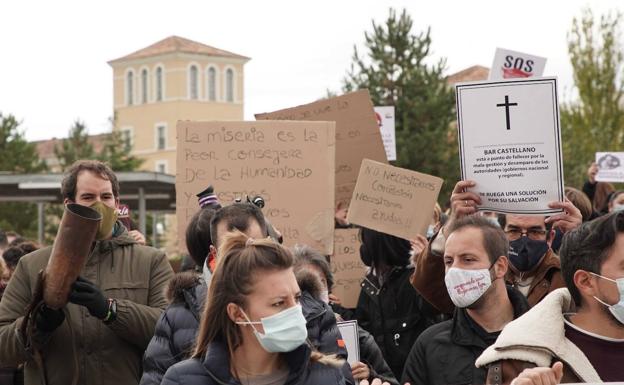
[502,55,534,78]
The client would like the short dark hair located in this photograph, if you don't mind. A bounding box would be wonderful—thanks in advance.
[448,216,509,264]
[210,203,268,248]
[560,210,624,307]
[186,208,216,268]
[292,244,334,290]
[0,231,7,249]
[61,160,120,201]
[3,241,39,270]
[499,214,553,232]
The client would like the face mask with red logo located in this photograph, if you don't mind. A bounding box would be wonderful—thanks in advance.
[445,266,494,308]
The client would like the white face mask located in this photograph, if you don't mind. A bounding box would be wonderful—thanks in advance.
[236,305,308,353]
[613,204,624,212]
[427,225,436,239]
[445,267,493,308]
[320,289,330,304]
[591,272,624,325]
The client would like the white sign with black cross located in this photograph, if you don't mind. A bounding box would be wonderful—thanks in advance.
[456,77,564,214]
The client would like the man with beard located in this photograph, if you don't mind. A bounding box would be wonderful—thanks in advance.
[476,210,624,384]
[402,216,529,385]
[411,180,582,313]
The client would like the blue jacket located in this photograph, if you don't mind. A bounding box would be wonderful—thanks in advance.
[161,339,349,385]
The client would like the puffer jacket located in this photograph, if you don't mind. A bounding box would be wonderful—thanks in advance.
[0,225,174,385]
[355,265,439,379]
[297,269,397,385]
[139,272,206,385]
[161,339,349,385]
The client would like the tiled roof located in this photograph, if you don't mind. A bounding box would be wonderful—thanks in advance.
[108,35,250,64]
[33,133,109,160]
[446,65,489,85]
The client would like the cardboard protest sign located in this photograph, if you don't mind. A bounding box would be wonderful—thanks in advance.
[595,152,624,182]
[374,106,397,161]
[176,120,336,254]
[456,77,564,214]
[337,320,360,365]
[347,159,443,240]
[489,48,546,80]
[256,90,387,207]
[331,228,366,308]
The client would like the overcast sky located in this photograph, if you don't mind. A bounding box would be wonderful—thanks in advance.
[1,0,621,141]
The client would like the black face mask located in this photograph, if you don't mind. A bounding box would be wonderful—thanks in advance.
[508,237,549,272]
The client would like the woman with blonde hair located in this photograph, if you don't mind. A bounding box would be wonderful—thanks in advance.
[161,232,351,385]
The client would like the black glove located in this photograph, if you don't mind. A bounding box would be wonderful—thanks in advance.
[35,304,65,332]
[68,276,109,319]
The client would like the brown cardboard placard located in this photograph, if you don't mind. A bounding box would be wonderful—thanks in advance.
[176,120,336,254]
[331,228,366,309]
[255,90,387,208]
[347,159,444,240]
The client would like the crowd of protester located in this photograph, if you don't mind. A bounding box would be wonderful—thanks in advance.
[0,159,622,385]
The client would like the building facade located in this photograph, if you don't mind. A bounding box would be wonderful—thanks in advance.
[108,35,250,174]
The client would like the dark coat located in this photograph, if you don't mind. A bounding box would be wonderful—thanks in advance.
[355,265,439,379]
[161,339,349,385]
[140,272,205,385]
[401,286,529,385]
[358,327,399,385]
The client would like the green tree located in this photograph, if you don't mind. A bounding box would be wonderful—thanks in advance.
[561,9,624,188]
[97,115,143,171]
[343,8,458,203]
[0,113,47,239]
[54,120,95,171]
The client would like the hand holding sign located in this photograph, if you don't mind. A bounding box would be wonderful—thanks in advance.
[443,180,482,236]
[545,199,582,234]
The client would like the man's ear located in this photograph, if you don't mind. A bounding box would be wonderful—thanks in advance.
[574,270,599,301]
[115,197,120,208]
[547,229,555,248]
[63,198,71,205]
[494,255,509,279]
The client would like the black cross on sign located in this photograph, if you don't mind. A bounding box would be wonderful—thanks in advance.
[496,95,518,130]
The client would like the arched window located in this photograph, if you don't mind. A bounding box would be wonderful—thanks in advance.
[141,69,148,104]
[155,67,163,101]
[126,71,134,106]
[189,65,198,100]
[226,68,234,102]
[207,67,216,101]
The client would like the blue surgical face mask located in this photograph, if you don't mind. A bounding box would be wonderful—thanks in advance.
[237,305,308,353]
[426,225,435,239]
[590,273,624,325]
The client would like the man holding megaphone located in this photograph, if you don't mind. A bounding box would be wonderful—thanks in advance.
[0,160,174,385]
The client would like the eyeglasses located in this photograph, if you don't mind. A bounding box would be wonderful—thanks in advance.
[504,228,547,241]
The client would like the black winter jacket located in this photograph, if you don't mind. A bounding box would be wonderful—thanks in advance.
[140,273,205,385]
[355,266,438,379]
[401,286,529,385]
[358,327,399,385]
[141,272,350,384]
[161,339,349,385]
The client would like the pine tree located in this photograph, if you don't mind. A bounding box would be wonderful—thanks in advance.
[54,120,95,171]
[343,8,457,203]
[561,9,624,188]
[0,113,47,239]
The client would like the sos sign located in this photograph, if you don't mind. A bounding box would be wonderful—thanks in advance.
[489,48,546,81]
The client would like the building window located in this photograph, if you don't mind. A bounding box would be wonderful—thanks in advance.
[226,68,234,102]
[156,124,166,150]
[126,71,134,106]
[155,67,163,101]
[141,69,148,104]
[120,128,133,151]
[155,161,167,174]
[189,65,198,100]
[207,67,216,101]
